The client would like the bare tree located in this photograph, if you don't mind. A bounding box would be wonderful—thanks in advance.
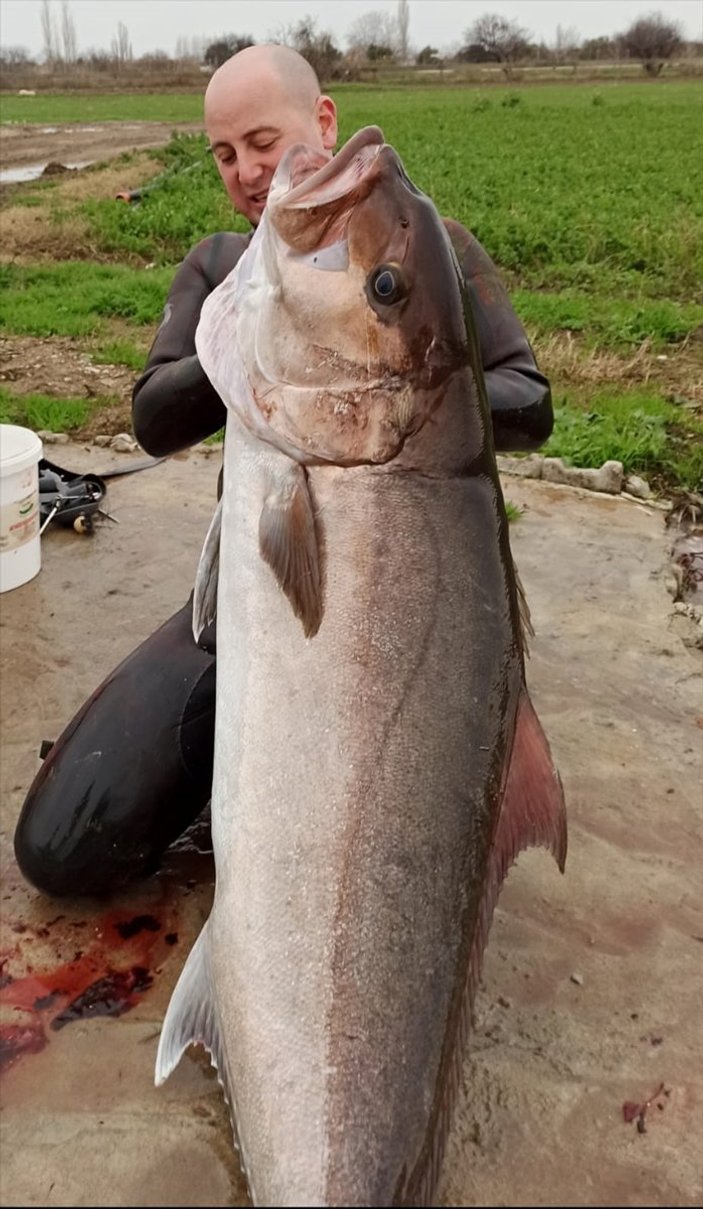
[463,13,531,78]
[0,45,32,65]
[619,11,683,75]
[204,35,255,68]
[61,2,77,65]
[176,35,208,61]
[397,0,410,62]
[273,15,342,81]
[580,35,618,62]
[554,24,581,64]
[347,10,397,56]
[40,0,59,66]
[111,21,133,66]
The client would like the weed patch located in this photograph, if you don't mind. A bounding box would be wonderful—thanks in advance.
[91,339,149,371]
[544,389,703,490]
[0,386,103,431]
[0,263,172,337]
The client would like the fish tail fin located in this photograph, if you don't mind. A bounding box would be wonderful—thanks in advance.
[155,921,224,1087]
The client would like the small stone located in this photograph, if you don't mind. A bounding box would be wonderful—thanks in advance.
[37,429,69,445]
[110,432,138,452]
[497,453,544,479]
[570,972,584,986]
[624,474,651,500]
[497,995,512,1008]
[591,460,624,493]
[93,435,112,447]
[541,457,624,494]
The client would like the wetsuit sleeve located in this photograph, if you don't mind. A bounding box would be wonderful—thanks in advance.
[132,232,249,457]
[444,219,553,452]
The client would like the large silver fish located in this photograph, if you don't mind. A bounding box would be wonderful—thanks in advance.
[155,126,567,1207]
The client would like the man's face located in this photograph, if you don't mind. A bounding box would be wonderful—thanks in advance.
[206,86,337,226]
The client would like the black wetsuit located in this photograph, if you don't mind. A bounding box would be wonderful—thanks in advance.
[14,221,553,898]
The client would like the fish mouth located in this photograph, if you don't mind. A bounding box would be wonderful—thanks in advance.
[267,126,388,253]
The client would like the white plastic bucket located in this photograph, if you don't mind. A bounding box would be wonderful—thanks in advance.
[0,425,43,593]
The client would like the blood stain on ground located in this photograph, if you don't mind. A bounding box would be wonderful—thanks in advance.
[0,907,175,1073]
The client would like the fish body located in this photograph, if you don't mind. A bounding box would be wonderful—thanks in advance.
[156,127,566,1207]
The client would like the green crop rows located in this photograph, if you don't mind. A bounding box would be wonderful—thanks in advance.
[2,82,701,488]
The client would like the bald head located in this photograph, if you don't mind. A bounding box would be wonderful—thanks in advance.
[206,45,321,120]
[204,44,337,226]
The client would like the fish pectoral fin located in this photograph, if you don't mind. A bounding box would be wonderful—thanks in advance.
[155,922,223,1087]
[259,463,323,638]
[193,499,222,643]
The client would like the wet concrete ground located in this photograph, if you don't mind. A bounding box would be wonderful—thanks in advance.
[0,446,701,1207]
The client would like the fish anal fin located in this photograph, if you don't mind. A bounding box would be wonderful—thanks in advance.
[514,558,535,656]
[193,499,222,643]
[259,463,322,638]
[155,923,224,1089]
[155,923,253,1186]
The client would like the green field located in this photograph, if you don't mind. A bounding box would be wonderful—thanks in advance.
[1,82,701,490]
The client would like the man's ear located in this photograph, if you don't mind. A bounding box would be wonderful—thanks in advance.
[317,95,338,150]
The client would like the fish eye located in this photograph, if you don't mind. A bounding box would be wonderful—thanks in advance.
[368,264,406,306]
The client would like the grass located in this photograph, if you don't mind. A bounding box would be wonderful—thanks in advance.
[0,93,205,124]
[513,291,703,351]
[67,83,703,307]
[543,389,703,491]
[1,81,701,492]
[0,263,173,337]
[91,339,148,370]
[0,386,97,431]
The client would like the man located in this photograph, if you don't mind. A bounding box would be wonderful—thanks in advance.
[14,46,553,898]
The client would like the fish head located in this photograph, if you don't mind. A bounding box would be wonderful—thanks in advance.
[197,126,476,466]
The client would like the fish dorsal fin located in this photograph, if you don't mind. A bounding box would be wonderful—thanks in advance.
[193,499,222,643]
[472,689,567,995]
[259,462,323,638]
[409,689,567,1204]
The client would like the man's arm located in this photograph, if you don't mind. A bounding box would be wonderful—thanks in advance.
[444,219,553,452]
[132,232,249,457]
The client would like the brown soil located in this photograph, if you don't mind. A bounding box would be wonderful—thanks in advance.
[0,119,201,173]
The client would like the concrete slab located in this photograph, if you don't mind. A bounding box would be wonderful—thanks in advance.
[1,447,701,1206]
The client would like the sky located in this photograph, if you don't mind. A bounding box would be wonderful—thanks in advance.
[2,0,702,58]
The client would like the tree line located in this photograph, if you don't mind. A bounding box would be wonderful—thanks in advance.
[0,4,697,83]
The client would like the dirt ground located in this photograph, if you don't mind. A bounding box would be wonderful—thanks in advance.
[0,120,202,175]
[0,445,701,1207]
